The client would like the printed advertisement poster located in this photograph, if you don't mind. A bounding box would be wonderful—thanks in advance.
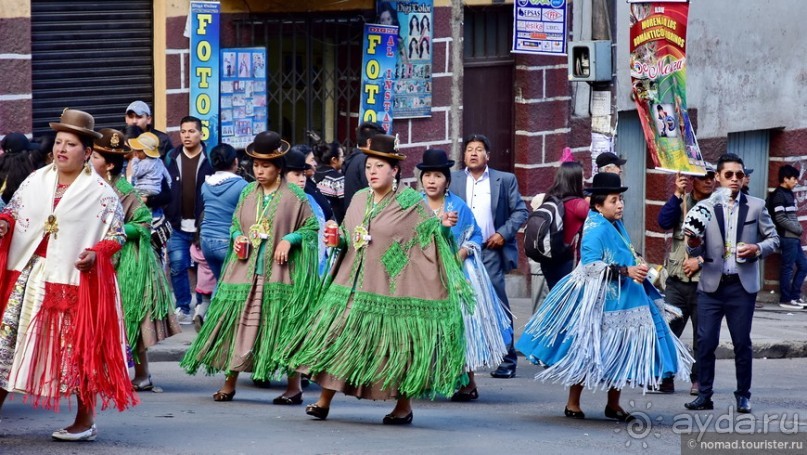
[629,1,707,175]
[220,47,268,150]
[190,1,220,149]
[358,24,398,134]
[512,0,568,56]
[376,0,432,118]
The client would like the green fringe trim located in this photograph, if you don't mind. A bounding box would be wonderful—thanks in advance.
[396,188,422,210]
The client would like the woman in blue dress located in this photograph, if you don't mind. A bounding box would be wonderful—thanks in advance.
[418,148,511,401]
[517,173,691,421]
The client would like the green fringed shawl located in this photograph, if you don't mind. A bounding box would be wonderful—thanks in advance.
[288,187,473,398]
[113,177,174,362]
[181,181,321,380]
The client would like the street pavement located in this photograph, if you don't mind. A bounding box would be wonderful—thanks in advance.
[1,296,806,454]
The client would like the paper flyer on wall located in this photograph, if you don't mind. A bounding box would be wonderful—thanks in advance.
[629,0,707,175]
[219,47,267,150]
[512,0,568,56]
[376,0,432,118]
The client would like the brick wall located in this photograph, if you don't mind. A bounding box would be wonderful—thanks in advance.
[0,13,33,138]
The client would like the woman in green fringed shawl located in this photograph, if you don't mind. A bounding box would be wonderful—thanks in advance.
[180,131,320,405]
[89,128,180,391]
[287,134,472,426]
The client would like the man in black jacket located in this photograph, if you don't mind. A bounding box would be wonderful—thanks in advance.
[165,116,214,323]
[342,121,385,208]
[767,164,807,309]
[124,100,173,159]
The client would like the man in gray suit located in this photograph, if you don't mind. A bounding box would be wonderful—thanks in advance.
[684,154,779,413]
[450,134,528,378]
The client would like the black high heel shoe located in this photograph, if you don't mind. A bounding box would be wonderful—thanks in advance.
[564,407,585,419]
[305,404,330,420]
[382,411,413,425]
[604,406,635,422]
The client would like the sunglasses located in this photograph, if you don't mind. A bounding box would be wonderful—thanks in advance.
[721,171,745,180]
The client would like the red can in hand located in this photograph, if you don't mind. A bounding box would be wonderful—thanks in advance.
[236,236,251,260]
[324,224,339,247]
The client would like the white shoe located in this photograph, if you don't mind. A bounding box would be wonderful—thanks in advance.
[52,424,97,441]
[174,308,193,325]
[778,301,803,310]
[793,299,807,309]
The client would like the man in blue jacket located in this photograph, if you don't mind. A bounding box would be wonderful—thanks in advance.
[165,116,214,324]
[450,134,528,379]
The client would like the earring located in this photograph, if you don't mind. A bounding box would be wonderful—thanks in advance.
[392,180,398,193]
[84,162,92,175]
[106,170,112,182]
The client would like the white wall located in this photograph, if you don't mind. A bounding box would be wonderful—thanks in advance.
[616,0,807,138]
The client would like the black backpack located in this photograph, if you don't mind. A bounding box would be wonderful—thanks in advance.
[524,195,575,263]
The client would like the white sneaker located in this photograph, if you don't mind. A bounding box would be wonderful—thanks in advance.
[778,301,803,310]
[793,299,807,309]
[174,308,193,325]
[52,424,97,441]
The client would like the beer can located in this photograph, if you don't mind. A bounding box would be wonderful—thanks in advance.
[324,224,339,247]
[735,242,747,264]
[236,236,251,260]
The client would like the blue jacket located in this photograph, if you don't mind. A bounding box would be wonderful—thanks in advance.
[200,172,249,239]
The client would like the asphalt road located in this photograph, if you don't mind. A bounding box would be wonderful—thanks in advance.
[1,359,806,455]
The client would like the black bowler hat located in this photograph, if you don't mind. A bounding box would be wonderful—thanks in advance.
[361,133,406,161]
[416,148,455,170]
[1,132,41,154]
[284,148,312,172]
[246,131,290,160]
[595,152,627,168]
[585,172,629,195]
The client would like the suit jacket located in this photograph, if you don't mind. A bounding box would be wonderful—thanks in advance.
[688,192,779,294]
[450,168,528,272]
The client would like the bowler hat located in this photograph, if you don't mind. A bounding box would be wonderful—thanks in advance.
[1,132,40,154]
[585,172,628,195]
[49,108,102,139]
[361,134,406,161]
[127,132,160,158]
[94,128,130,154]
[246,131,290,160]
[595,152,627,168]
[416,148,454,170]
[284,148,312,172]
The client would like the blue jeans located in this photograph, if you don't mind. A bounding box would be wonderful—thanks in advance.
[200,235,230,281]
[168,229,194,314]
[779,237,807,302]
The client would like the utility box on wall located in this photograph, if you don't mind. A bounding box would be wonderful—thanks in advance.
[568,40,612,82]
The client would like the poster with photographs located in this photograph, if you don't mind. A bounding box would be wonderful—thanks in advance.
[220,47,267,150]
[376,0,432,118]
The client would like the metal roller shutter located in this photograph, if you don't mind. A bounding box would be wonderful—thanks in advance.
[31,1,154,133]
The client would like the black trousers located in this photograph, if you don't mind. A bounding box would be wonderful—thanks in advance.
[665,277,699,381]
[696,278,755,399]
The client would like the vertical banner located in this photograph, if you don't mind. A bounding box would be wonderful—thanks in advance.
[376,0,432,118]
[359,24,399,134]
[629,0,706,174]
[512,0,568,55]
[220,47,267,150]
[190,1,220,149]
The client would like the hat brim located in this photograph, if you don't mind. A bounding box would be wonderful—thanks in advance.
[245,139,291,160]
[360,147,406,161]
[585,186,629,195]
[49,122,102,139]
[416,160,455,170]
[126,138,158,157]
[93,145,130,155]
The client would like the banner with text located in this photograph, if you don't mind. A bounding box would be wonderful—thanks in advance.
[190,1,220,149]
[220,47,268,150]
[512,0,568,56]
[376,0,432,118]
[359,23,398,134]
[629,0,706,175]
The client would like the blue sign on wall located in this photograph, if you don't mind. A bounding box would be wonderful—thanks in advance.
[359,23,399,134]
[190,1,220,148]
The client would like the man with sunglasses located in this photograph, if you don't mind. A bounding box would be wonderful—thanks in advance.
[684,154,779,414]
[657,166,715,395]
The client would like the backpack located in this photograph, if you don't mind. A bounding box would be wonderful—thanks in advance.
[524,195,575,263]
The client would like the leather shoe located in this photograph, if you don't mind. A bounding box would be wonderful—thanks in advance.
[604,406,635,422]
[736,395,752,414]
[305,403,329,420]
[52,424,97,442]
[382,411,413,425]
[272,391,303,405]
[490,365,516,379]
[685,395,714,410]
[564,407,585,419]
[450,388,479,402]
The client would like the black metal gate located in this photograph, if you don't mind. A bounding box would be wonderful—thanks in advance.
[233,14,368,147]
[31,1,154,133]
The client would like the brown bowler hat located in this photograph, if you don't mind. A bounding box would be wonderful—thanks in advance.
[93,128,130,154]
[49,108,102,139]
[361,134,405,161]
[246,131,290,160]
